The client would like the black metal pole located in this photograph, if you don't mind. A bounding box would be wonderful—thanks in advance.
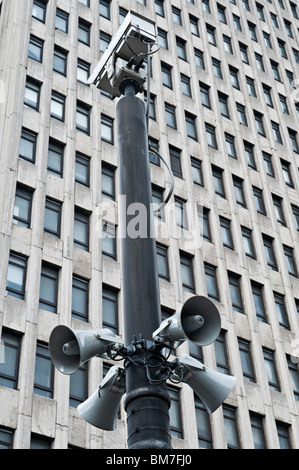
[116,83,172,449]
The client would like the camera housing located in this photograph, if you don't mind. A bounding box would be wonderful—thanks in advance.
[88,11,156,97]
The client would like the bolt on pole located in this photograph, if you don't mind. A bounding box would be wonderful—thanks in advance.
[116,82,172,449]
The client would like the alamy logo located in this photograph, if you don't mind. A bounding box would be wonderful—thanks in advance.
[290,338,299,365]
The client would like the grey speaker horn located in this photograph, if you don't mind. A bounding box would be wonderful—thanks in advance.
[174,354,236,414]
[77,365,125,431]
[49,325,124,375]
[153,296,221,348]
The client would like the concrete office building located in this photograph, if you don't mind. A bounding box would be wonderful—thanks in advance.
[1,0,299,449]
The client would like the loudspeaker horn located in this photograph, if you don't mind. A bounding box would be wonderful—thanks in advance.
[49,325,124,375]
[77,365,125,431]
[153,295,221,348]
[174,354,236,414]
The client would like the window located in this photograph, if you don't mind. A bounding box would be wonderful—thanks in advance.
[236,103,247,125]
[278,39,287,58]
[169,146,182,178]
[218,91,229,119]
[263,347,280,391]
[100,32,111,52]
[251,282,267,322]
[175,197,187,229]
[29,36,43,62]
[233,14,242,31]
[288,129,299,153]
[6,253,27,299]
[220,217,234,249]
[155,0,165,17]
[256,3,265,20]
[212,58,222,78]
[213,166,225,198]
[74,208,89,251]
[24,78,40,110]
[228,272,244,313]
[250,413,266,448]
[76,102,90,134]
[55,8,69,33]
[102,286,118,334]
[253,111,266,137]
[205,124,217,148]
[181,74,191,97]
[218,5,227,23]
[75,152,90,186]
[190,14,199,36]
[165,103,176,129]
[272,195,286,225]
[195,396,212,448]
[263,235,278,271]
[157,28,168,49]
[156,244,169,280]
[255,53,265,71]
[78,19,90,45]
[191,158,203,186]
[53,47,67,76]
[176,37,187,60]
[287,355,299,401]
[233,177,246,207]
[242,227,255,258]
[271,12,279,28]
[77,59,90,83]
[215,331,230,375]
[274,293,289,329]
[244,142,256,169]
[271,60,281,81]
[276,422,291,449]
[172,6,182,25]
[47,139,64,177]
[263,32,272,48]
[152,185,164,220]
[263,152,274,176]
[34,343,54,398]
[239,43,249,63]
[281,160,294,187]
[102,163,115,199]
[223,405,240,449]
[70,362,88,408]
[200,207,211,242]
[185,112,197,140]
[238,338,255,382]
[223,35,233,53]
[204,263,219,300]
[0,330,21,389]
[253,187,266,214]
[101,115,114,143]
[230,67,240,89]
[292,205,299,231]
[263,84,274,107]
[180,252,195,293]
[200,82,211,108]
[39,264,59,313]
[19,128,37,163]
[246,77,256,96]
[272,121,283,144]
[195,49,205,69]
[161,63,172,88]
[206,25,216,45]
[72,275,89,321]
[284,245,297,277]
[102,221,116,259]
[32,0,47,23]
[168,386,183,438]
[13,185,33,228]
[248,22,257,41]
[225,134,237,158]
[50,91,65,121]
[44,197,61,238]
[202,0,210,12]
[100,0,111,19]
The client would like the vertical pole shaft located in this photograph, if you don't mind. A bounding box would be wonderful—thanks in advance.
[116,85,172,449]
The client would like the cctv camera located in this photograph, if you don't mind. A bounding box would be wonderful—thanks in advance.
[88,11,156,97]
